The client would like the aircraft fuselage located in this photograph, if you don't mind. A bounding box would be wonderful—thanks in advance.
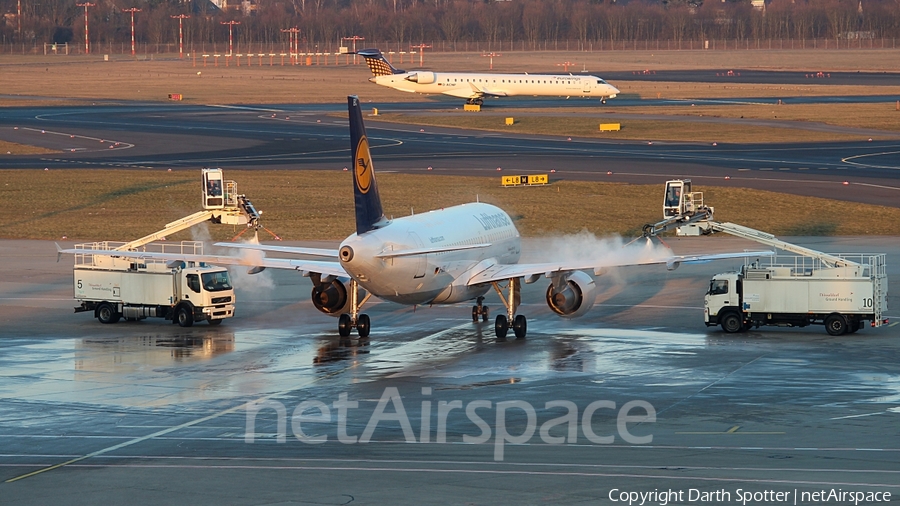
[371,72,620,100]
[339,202,521,305]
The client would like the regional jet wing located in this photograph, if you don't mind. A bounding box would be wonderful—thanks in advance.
[468,82,507,97]
[465,250,773,286]
[57,245,347,278]
[213,242,339,258]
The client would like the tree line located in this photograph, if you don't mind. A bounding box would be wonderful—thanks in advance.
[2,0,899,49]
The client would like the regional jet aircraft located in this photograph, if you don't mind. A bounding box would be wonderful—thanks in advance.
[355,48,620,106]
[61,96,769,340]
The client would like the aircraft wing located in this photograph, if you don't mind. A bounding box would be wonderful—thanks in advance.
[467,82,507,98]
[57,246,347,278]
[214,242,339,258]
[465,250,773,286]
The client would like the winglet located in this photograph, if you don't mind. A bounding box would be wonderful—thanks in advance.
[349,95,387,236]
[355,48,406,76]
[55,242,63,263]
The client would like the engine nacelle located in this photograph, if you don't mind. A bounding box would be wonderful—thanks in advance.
[546,270,598,318]
[311,278,365,317]
[405,72,436,84]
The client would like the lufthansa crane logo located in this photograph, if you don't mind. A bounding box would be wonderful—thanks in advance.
[355,136,373,194]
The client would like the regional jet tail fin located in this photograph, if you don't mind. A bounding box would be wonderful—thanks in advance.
[355,49,406,77]
[349,95,387,236]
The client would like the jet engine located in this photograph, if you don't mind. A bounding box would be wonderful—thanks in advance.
[311,277,365,317]
[405,72,436,84]
[545,271,598,318]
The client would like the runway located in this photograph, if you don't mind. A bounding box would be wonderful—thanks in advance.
[2,100,900,208]
[603,69,900,87]
[1,237,899,504]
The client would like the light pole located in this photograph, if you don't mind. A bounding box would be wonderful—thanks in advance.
[122,8,141,56]
[281,27,299,64]
[481,52,501,70]
[221,20,240,56]
[410,43,430,67]
[341,35,364,64]
[172,14,190,59]
[76,2,95,54]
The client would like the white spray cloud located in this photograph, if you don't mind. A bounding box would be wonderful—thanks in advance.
[202,228,275,296]
[520,231,673,283]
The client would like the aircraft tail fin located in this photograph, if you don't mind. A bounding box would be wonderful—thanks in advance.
[348,95,387,236]
[355,49,405,77]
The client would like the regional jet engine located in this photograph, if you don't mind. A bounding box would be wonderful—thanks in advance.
[404,72,436,84]
[546,271,598,318]
[311,277,365,317]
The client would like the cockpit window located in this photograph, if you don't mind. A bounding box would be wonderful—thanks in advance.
[597,79,607,84]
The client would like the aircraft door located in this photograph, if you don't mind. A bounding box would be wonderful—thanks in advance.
[582,79,591,93]
[407,232,426,279]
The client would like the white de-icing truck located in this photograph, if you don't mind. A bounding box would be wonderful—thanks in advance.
[704,249,887,335]
[73,241,235,327]
[69,168,262,327]
[642,180,889,336]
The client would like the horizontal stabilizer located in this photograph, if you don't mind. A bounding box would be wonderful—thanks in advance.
[214,242,338,258]
[58,247,346,278]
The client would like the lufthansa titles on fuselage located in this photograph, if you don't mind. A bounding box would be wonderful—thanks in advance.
[475,212,511,231]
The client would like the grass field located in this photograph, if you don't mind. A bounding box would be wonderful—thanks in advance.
[370,113,886,144]
[3,169,898,241]
[0,140,57,155]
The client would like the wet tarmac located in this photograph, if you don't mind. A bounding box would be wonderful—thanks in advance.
[1,237,899,504]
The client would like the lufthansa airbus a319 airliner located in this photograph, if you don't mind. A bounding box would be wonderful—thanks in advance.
[62,96,769,340]
[354,48,620,106]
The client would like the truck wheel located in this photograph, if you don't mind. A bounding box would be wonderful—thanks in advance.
[176,305,194,328]
[825,314,848,336]
[721,312,743,333]
[97,303,120,324]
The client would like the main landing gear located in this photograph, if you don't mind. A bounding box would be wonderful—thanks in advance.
[337,279,372,341]
[465,97,484,106]
[472,296,490,322]
[491,278,526,340]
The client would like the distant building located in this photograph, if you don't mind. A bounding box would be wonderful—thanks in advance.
[751,0,767,12]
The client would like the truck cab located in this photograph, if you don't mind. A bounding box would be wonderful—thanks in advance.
[704,272,745,332]
[177,265,235,326]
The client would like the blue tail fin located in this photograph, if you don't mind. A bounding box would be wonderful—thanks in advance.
[355,49,406,76]
[349,95,387,236]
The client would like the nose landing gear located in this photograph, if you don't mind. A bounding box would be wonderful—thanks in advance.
[337,278,372,340]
